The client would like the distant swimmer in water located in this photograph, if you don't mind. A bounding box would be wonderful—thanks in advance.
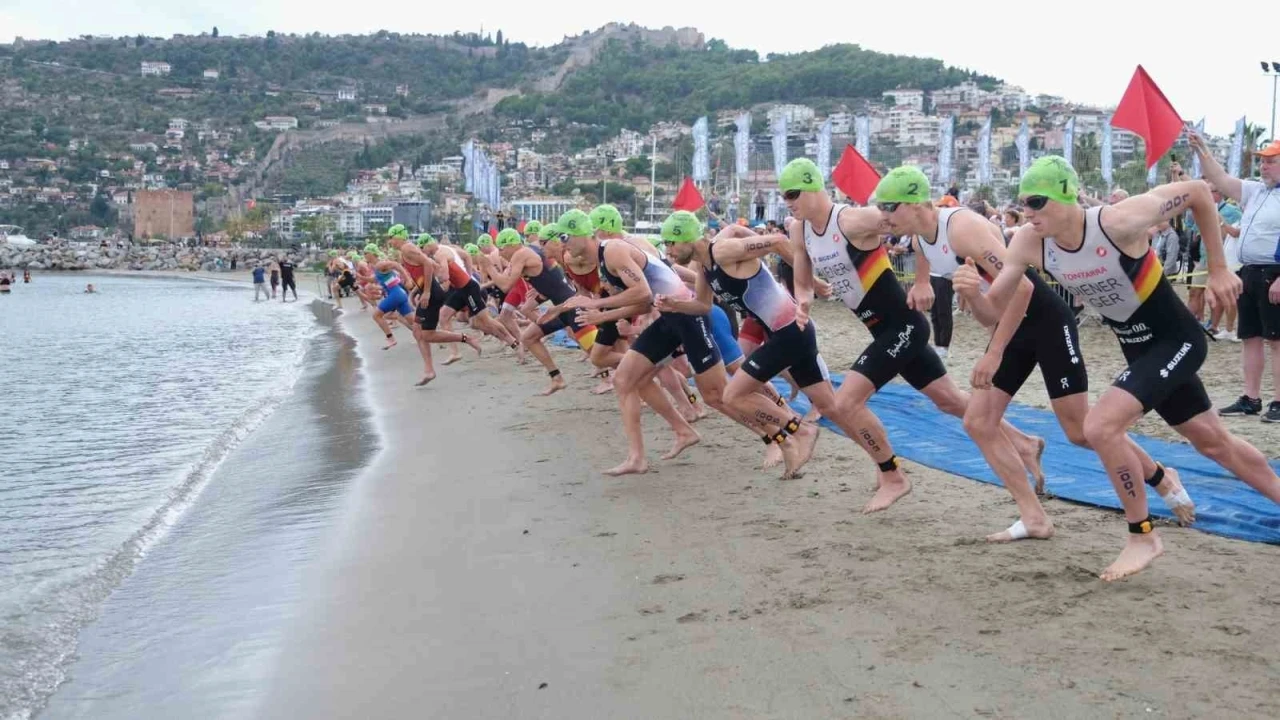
[84,283,96,294]
[0,273,11,292]
[23,270,31,283]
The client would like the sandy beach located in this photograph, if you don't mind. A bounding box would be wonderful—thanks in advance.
[259,296,1280,720]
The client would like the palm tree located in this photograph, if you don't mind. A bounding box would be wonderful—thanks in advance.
[1074,132,1101,175]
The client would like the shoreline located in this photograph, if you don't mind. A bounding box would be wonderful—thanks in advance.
[260,301,1280,719]
[35,298,377,720]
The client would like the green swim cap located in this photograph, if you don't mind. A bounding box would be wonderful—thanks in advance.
[538,223,561,241]
[416,233,435,246]
[386,223,408,239]
[362,243,379,254]
[589,204,623,234]
[523,220,543,237]
[874,166,932,204]
[557,209,593,238]
[477,236,493,248]
[661,211,702,244]
[328,249,339,257]
[779,158,823,193]
[464,243,481,256]
[496,228,523,248]
[347,250,360,260]
[1019,155,1079,204]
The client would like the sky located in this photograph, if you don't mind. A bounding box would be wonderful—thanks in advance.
[2,1,1275,139]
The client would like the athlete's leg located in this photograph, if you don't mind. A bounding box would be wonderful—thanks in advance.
[498,306,526,362]
[1173,410,1280,503]
[916,375,1045,485]
[520,322,567,396]
[697,362,812,479]
[963,388,1053,541]
[657,364,703,422]
[833,373,912,512]
[610,352,698,475]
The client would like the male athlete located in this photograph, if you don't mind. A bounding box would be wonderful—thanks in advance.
[561,209,817,478]
[985,155,1278,580]
[476,228,598,395]
[782,158,1043,511]
[876,165,1192,540]
[423,238,519,359]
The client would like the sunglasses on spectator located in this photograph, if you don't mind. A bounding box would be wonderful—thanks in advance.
[1022,195,1050,210]
[876,202,901,213]
[783,190,802,201]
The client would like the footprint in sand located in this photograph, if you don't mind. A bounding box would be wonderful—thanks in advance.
[638,605,664,616]
[652,573,685,584]
[676,611,705,623]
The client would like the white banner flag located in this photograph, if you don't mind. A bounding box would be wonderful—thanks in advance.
[462,140,476,193]
[1063,117,1076,167]
[734,113,751,178]
[490,163,501,208]
[937,116,954,185]
[1228,116,1246,178]
[855,116,871,159]
[692,116,710,183]
[977,116,992,186]
[817,118,833,181]
[1190,118,1206,179]
[1101,118,1114,186]
[772,115,788,177]
[1147,161,1159,186]
[1016,119,1030,175]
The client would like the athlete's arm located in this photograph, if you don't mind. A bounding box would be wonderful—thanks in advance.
[656,262,714,315]
[669,261,699,286]
[788,216,816,327]
[478,248,528,293]
[708,232,791,265]
[980,224,1039,310]
[578,302,651,326]
[1188,129,1243,202]
[574,244,653,310]
[906,236,935,312]
[387,261,414,287]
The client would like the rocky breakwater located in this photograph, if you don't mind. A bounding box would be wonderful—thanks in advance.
[0,244,321,272]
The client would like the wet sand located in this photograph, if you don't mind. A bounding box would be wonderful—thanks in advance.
[262,300,1280,720]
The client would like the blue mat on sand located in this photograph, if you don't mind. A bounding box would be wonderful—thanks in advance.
[550,331,1280,544]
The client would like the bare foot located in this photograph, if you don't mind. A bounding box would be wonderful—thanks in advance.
[540,374,567,396]
[985,518,1055,543]
[464,335,483,357]
[780,440,805,480]
[442,354,461,366]
[1016,436,1047,495]
[662,430,701,460]
[604,456,650,476]
[762,442,783,469]
[592,377,614,395]
[792,422,820,467]
[1100,532,1164,581]
[382,338,397,350]
[414,374,436,387]
[1152,466,1196,526]
[862,472,912,514]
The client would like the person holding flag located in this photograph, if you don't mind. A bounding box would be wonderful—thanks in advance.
[983,155,1278,581]
[781,158,1045,513]
[875,165,1193,543]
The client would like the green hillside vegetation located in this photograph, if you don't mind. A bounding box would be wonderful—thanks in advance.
[497,39,998,132]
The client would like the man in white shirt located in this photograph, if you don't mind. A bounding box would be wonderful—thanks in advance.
[1190,134,1280,422]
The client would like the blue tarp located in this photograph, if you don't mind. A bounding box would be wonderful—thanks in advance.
[550,330,1280,544]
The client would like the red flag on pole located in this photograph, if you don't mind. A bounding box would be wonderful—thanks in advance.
[488,225,498,239]
[1111,65,1184,171]
[672,176,705,212]
[831,145,881,205]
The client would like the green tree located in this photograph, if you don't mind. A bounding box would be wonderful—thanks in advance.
[212,26,219,38]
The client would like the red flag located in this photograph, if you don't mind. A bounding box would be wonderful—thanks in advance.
[672,176,705,212]
[488,225,498,239]
[831,145,881,205]
[1111,65,1184,171]
[517,220,527,233]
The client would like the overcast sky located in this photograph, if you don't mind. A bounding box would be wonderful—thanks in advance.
[2,1,1274,138]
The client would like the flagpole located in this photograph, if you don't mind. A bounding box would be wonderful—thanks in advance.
[649,135,656,220]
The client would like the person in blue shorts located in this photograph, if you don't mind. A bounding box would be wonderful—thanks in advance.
[362,243,418,350]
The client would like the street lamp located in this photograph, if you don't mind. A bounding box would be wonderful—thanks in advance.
[1263,61,1280,143]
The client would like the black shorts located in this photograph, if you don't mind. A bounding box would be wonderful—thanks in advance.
[1237,264,1280,341]
[416,280,448,331]
[991,303,1089,400]
[631,312,721,374]
[485,285,506,305]
[595,320,621,347]
[741,321,829,389]
[338,272,356,289]
[851,311,946,391]
[444,279,487,316]
[1111,306,1211,426]
[537,308,587,338]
